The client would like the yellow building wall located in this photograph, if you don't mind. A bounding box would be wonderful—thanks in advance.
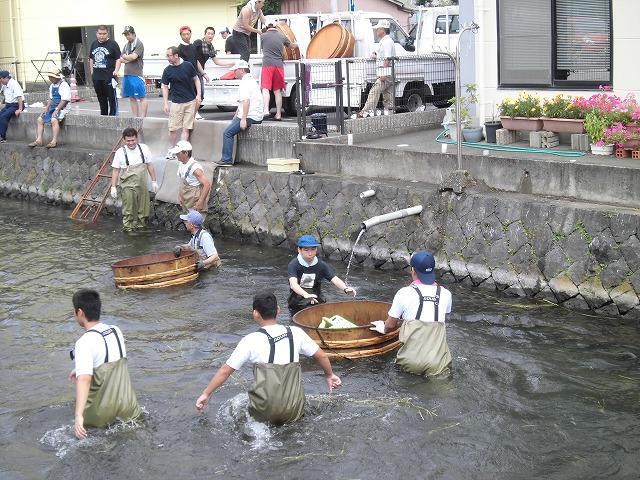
[0,0,241,85]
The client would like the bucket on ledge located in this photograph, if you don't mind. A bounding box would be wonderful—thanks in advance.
[310,112,328,136]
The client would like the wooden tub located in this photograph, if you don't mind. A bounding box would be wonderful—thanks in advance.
[292,301,400,359]
[112,250,199,290]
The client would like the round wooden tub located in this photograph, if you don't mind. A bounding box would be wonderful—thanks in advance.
[112,250,199,290]
[276,22,300,60]
[292,301,399,359]
[306,23,354,59]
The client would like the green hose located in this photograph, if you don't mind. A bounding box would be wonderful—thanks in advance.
[437,129,586,157]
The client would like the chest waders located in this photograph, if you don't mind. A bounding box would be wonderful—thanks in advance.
[248,327,306,424]
[118,144,150,230]
[179,162,209,213]
[396,285,453,377]
[82,327,141,428]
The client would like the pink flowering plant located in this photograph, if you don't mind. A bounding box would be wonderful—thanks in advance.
[603,122,640,149]
[583,86,640,145]
[542,94,588,119]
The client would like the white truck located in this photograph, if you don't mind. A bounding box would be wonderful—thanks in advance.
[146,8,460,114]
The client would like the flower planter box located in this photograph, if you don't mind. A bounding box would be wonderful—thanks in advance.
[622,139,640,150]
[590,144,614,155]
[500,116,544,131]
[542,118,586,134]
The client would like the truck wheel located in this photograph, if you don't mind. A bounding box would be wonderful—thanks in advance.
[403,89,424,112]
[284,87,298,117]
[216,105,237,112]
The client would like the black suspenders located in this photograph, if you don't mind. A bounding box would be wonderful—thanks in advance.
[88,327,124,363]
[122,144,145,167]
[412,285,441,321]
[258,326,294,363]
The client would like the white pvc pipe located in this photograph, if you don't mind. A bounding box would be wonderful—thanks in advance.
[359,189,376,199]
[361,205,423,230]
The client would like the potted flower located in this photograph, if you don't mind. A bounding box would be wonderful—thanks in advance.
[584,109,614,155]
[541,94,588,133]
[603,122,640,150]
[498,91,544,131]
[448,84,483,142]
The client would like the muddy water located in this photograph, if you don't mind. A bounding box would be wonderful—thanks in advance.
[0,197,638,480]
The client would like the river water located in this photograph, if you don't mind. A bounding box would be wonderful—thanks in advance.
[1,197,639,480]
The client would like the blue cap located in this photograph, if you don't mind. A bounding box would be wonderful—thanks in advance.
[297,234,320,247]
[179,210,203,227]
[0,70,10,78]
[220,26,230,34]
[411,251,436,284]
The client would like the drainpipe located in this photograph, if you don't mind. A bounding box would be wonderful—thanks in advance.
[360,205,423,230]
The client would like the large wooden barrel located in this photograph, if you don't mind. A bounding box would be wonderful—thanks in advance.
[112,250,199,289]
[275,22,300,61]
[292,301,400,359]
[306,23,354,59]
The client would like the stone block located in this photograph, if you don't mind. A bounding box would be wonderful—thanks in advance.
[529,131,542,148]
[571,133,590,151]
[496,128,517,145]
[541,131,559,148]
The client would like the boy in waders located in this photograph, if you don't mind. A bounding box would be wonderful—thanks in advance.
[110,127,158,231]
[196,292,341,424]
[287,234,356,316]
[69,289,141,439]
[370,251,453,376]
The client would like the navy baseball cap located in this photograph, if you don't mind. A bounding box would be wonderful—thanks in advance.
[298,234,320,247]
[411,251,436,284]
[0,70,10,78]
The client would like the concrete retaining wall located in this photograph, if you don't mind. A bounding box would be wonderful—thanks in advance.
[1,145,638,319]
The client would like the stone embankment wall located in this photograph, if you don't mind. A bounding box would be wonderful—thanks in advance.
[1,145,638,319]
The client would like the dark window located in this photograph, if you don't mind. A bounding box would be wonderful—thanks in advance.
[435,14,460,35]
[498,0,611,88]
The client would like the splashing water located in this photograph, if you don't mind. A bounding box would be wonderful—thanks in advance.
[344,228,365,287]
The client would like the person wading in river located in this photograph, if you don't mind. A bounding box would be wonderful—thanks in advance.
[287,234,356,316]
[370,251,453,376]
[69,289,140,439]
[196,291,341,424]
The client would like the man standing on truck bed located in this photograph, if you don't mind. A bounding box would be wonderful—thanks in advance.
[233,0,267,61]
[260,24,298,120]
[359,19,395,117]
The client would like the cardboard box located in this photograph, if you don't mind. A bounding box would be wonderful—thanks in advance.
[267,158,300,173]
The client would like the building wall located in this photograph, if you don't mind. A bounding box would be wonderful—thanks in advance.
[0,0,238,85]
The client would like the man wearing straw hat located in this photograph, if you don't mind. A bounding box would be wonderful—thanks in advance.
[370,251,453,376]
[28,69,70,148]
[358,19,395,117]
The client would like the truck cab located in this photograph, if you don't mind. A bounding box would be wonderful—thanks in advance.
[409,6,460,53]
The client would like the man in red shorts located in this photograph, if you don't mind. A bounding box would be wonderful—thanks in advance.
[260,24,297,120]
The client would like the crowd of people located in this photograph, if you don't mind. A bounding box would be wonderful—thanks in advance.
[69,230,453,438]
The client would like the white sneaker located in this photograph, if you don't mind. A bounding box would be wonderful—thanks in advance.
[195,113,204,120]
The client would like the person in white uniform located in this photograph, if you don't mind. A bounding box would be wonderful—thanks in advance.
[172,140,211,219]
[196,292,341,424]
[174,209,221,271]
[359,19,396,117]
[110,127,157,231]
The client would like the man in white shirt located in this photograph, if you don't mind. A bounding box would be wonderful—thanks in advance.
[0,70,24,142]
[69,289,140,439]
[110,127,157,231]
[171,140,211,218]
[175,209,221,271]
[196,292,341,424]
[359,20,396,117]
[217,60,263,166]
[371,251,453,376]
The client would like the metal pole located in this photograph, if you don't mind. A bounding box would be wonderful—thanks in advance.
[454,22,479,171]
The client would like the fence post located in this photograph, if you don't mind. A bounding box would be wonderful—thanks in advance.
[334,60,345,134]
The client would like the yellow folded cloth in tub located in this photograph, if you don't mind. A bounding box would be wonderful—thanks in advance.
[319,315,358,329]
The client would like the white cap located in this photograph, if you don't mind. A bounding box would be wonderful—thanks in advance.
[169,140,193,154]
[373,19,390,29]
[229,60,250,71]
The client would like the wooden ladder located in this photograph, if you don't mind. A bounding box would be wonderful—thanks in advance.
[70,136,125,222]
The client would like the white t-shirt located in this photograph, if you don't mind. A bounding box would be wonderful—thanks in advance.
[1,77,24,103]
[50,80,72,102]
[177,157,204,186]
[74,323,127,377]
[111,143,153,169]
[237,73,264,122]
[388,283,452,323]
[226,324,319,370]
[188,228,217,259]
